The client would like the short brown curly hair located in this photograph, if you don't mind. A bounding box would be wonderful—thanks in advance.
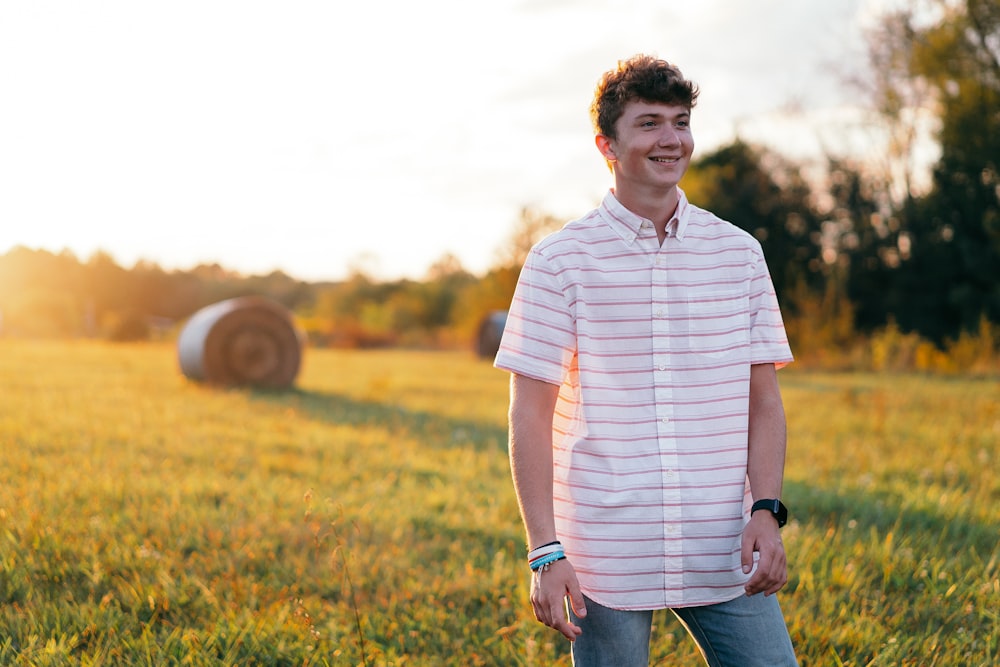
[590,55,699,140]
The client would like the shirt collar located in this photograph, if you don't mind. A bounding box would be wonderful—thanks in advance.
[599,187,691,244]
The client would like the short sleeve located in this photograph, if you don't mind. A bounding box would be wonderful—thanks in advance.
[493,246,576,384]
[747,253,794,368]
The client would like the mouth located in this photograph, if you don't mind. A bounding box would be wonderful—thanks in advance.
[650,157,681,164]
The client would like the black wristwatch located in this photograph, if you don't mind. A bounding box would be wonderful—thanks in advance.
[751,498,788,528]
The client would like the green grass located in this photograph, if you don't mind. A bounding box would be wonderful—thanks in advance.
[0,340,996,666]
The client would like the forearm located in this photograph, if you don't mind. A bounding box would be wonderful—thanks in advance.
[742,363,791,594]
[508,374,560,549]
[747,363,787,500]
[508,374,586,639]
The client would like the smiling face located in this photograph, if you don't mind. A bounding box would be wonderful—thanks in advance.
[595,99,694,213]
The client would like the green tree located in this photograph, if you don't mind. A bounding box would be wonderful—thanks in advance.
[683,140,825,307]
[911,0,1000,341]
[821,158,903,333]
[860,0,1000,343]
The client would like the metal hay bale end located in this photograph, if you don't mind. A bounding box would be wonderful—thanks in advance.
[177,296,304,388]
[476,310,508,359]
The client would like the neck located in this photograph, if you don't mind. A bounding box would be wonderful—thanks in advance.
[613,184,679,234]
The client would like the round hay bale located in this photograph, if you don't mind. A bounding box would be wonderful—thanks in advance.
[476,310,508,359]
[177,296,303,388]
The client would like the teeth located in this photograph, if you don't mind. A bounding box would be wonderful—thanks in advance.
[652,157,678,163]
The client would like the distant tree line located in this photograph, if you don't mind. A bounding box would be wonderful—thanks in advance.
[0,248,314,341]
[0,1,996,371]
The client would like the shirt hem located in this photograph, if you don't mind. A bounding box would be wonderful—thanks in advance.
[581,585,749,612]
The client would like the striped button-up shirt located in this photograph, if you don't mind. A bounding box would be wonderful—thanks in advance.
[495,188,793,610]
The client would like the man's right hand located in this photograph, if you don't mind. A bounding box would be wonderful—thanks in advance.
[530,558,587,641]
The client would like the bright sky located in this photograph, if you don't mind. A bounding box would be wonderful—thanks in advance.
[0,0,890,283]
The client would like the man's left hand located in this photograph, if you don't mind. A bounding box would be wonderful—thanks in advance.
[741,511,787,596]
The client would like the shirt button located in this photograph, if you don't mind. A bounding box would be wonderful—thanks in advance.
[658,364,667,371]
[655,309,664,317]
[666,525,678,534]
[661,416,670,425]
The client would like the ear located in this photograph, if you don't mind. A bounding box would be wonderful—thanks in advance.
[595,134,616,162]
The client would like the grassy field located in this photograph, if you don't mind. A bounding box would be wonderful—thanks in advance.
[0,340,996,666]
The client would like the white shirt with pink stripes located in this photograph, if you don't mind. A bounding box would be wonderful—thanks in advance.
[495,188,794,611]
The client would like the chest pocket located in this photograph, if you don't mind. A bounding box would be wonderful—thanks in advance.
[684,289,750,358]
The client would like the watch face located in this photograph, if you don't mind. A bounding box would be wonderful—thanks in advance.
[753,499,787,527]
[772,500,788,527]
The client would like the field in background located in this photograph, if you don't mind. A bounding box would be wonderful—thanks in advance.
[0,341,997,666]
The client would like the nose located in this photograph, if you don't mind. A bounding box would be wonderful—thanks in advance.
[658,126,681,147]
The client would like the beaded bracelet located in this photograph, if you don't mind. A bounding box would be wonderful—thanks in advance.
[533,556,566,574]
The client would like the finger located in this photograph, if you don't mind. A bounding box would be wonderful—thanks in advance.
[552,615,583,641]
[530,588,552,626]
[758,546,775,573]
[764,557,788,596]
[747,547,786,596]
[533,592,580,640]
[740,535,756,574]
[530,598,548,626]
[744,548,771,595]
[562,583,587,641]
[754,568,785,597]
[532,585,564,628]
[567,581,587,619]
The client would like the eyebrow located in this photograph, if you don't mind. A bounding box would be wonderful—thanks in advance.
[634,111,690,122]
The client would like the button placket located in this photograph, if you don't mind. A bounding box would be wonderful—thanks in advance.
[651,246,681,577]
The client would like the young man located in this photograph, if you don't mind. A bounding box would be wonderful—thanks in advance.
[494,55,798,666]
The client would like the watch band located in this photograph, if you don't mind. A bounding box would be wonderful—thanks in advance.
[751,498,788,528]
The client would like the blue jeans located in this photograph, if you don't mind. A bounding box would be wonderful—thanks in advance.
[569,593,798,667]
